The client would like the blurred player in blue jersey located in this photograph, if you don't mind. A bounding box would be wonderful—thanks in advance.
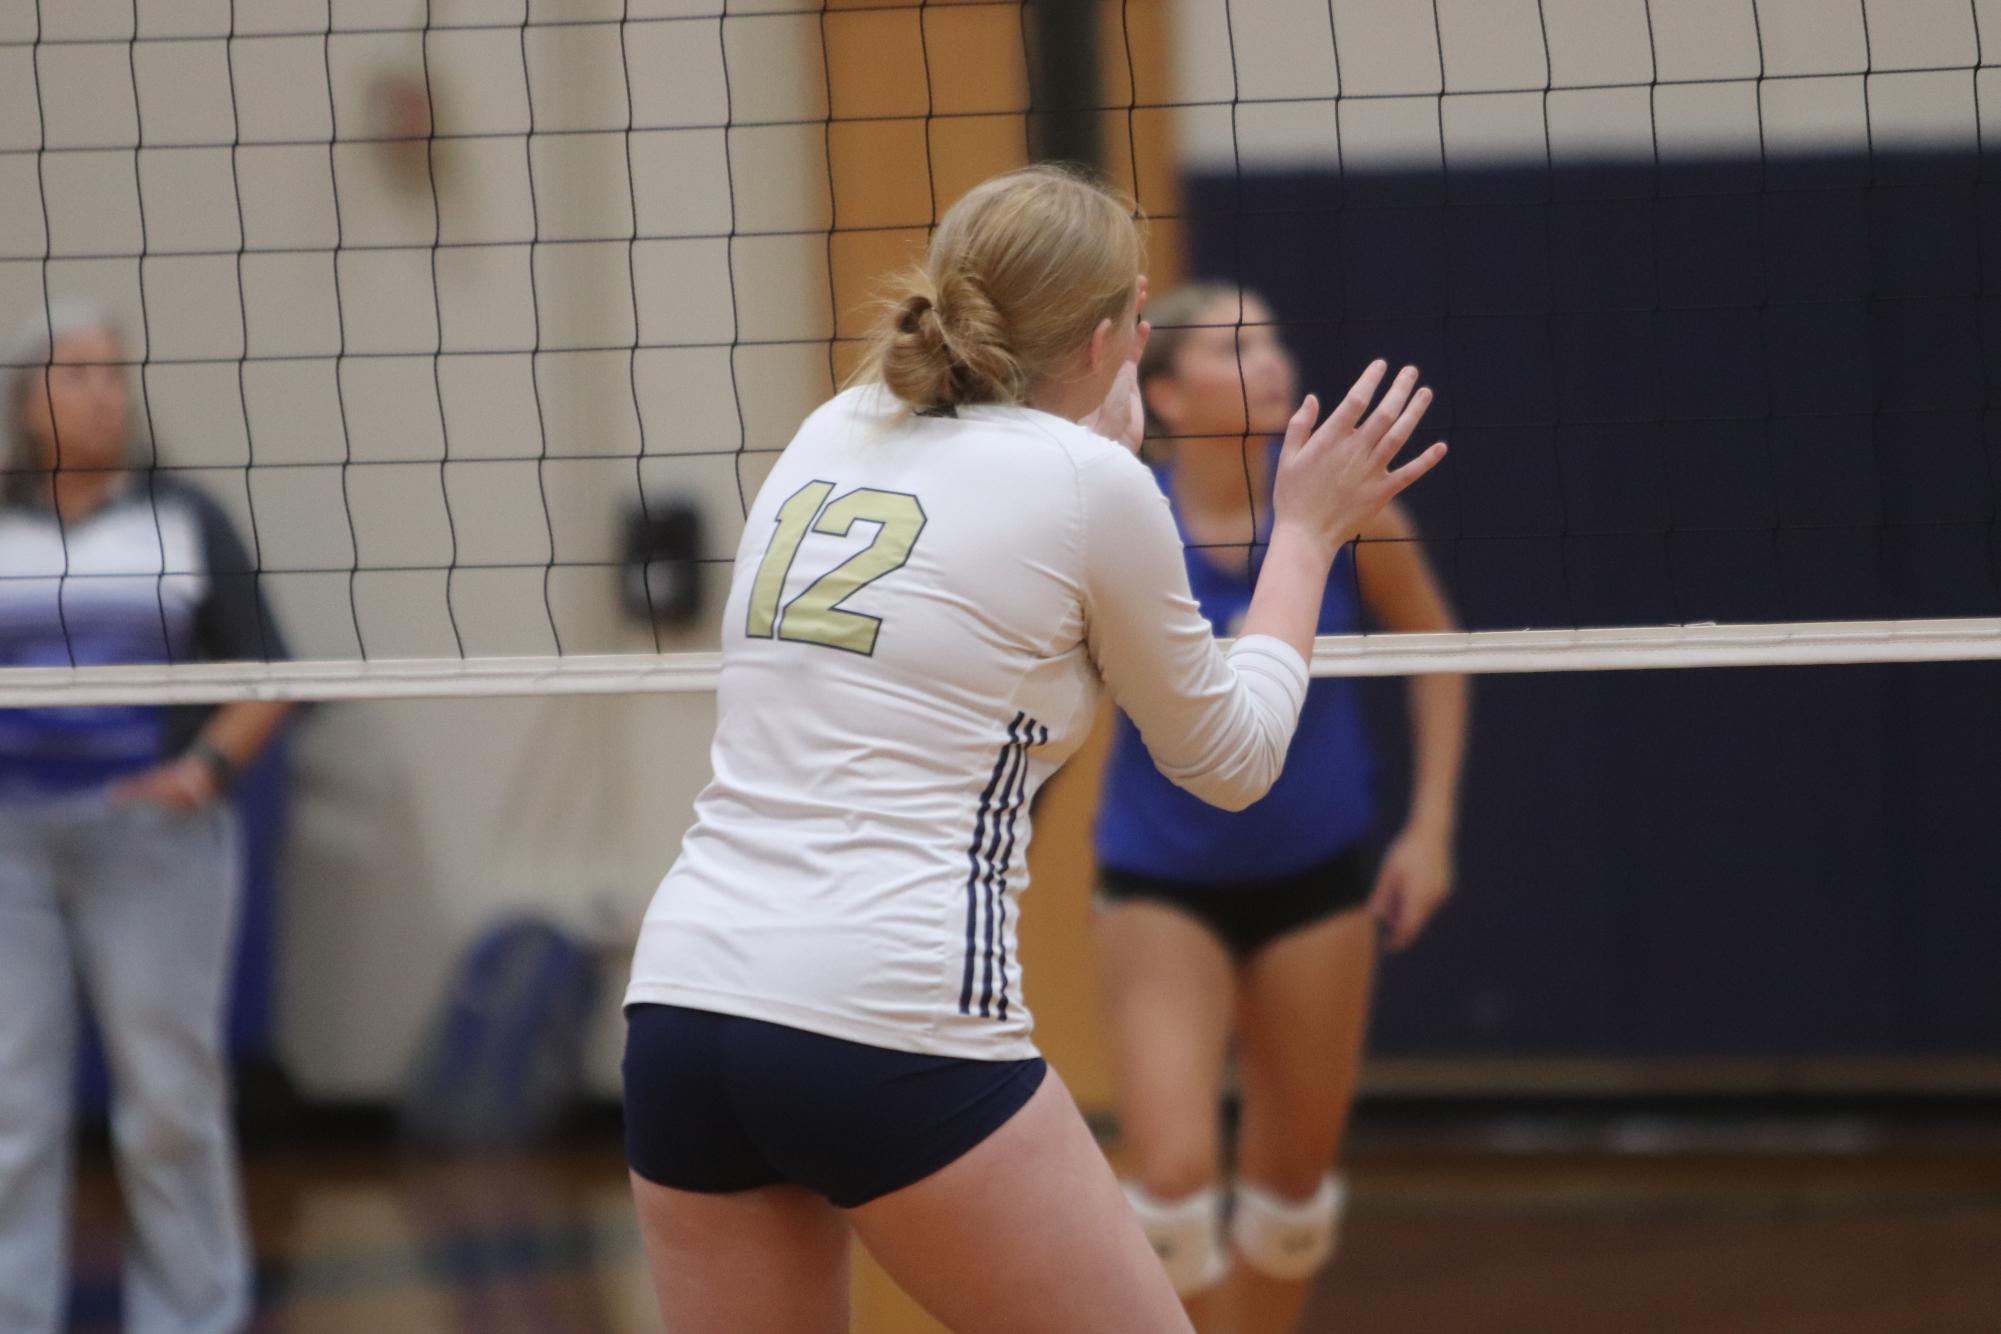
[1094,285,1469,1333]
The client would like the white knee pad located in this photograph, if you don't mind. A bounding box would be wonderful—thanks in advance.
[1123,1182,1229,1296]
[1230,1174,1346,1281]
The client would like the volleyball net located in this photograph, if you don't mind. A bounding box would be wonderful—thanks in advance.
[5,0,2000,705]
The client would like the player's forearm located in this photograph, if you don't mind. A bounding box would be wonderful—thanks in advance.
[1404,670,1467,835]
[1240,523,1337,667]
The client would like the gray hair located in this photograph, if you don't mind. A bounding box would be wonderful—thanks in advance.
[2,298,137,503]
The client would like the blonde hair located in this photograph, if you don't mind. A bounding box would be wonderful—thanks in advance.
[857,164,1143,412]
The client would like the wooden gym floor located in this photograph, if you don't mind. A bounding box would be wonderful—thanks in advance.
[64,1118,2001,1332]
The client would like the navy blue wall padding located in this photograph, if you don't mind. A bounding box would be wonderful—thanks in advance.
[228,740,290,1058]
[1186,153,2001,1058]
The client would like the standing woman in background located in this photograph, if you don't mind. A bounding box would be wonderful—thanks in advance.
[621,167,1446,1334]
[0,302,292,1334]
[1094,285,1469,1333]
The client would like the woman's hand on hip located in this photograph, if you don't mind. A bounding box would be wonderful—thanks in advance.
[110,756,220,811]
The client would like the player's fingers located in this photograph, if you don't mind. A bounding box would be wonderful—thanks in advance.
[1360,365,1421,442]
[1387,915,1420,953]
[1325,360,1387,434]
[1280,393,1320,458]
[1379,441,1449,499]
[1366,865,1400,918]
[1370,873,1419,951]
[1372,894,1405,950]
[1390,894,1440,952]
[1370,386,1434,466]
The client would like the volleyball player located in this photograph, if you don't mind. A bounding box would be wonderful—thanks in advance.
[1093,285,1468,1332]
[621,166,1445,1334]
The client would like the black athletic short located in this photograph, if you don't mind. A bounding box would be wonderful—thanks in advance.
[622,1003,1046,1209]
[1095,846,1374,958]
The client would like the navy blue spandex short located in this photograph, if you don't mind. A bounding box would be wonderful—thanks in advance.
[1097,845,1374,958]
[623,1003,1047,1209]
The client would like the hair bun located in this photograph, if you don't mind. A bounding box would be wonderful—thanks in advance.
[931,270,1019,404]
[895,292,936,335]
[881,276,999,411]
[860,164,1141,413]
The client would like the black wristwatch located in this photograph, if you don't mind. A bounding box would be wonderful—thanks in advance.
[186,739,238,791]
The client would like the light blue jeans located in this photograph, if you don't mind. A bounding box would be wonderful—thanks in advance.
[0,791,249,1334]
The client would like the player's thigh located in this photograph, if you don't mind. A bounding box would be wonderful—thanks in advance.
[630,1173,850,1334]
[1234,907,1377,1192]
[848,1067,1193,1334]
[1092,900,1236,1193]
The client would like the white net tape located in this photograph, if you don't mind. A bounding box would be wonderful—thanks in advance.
[4,617,1996,707]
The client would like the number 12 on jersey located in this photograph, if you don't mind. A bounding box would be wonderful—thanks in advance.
[746,481,928,656]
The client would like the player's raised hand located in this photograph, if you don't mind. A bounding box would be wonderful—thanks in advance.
[1273,361,1445,556]
[1080,278,1152,454]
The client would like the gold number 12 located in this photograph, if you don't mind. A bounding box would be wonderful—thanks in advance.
[745,480,927,656]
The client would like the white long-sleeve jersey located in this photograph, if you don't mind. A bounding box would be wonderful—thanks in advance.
[625,386,1309,1060]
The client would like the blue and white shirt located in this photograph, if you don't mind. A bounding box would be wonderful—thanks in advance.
[0,478,283,800]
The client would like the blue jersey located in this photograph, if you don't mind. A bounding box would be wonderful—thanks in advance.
[1094,451,1376,883]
